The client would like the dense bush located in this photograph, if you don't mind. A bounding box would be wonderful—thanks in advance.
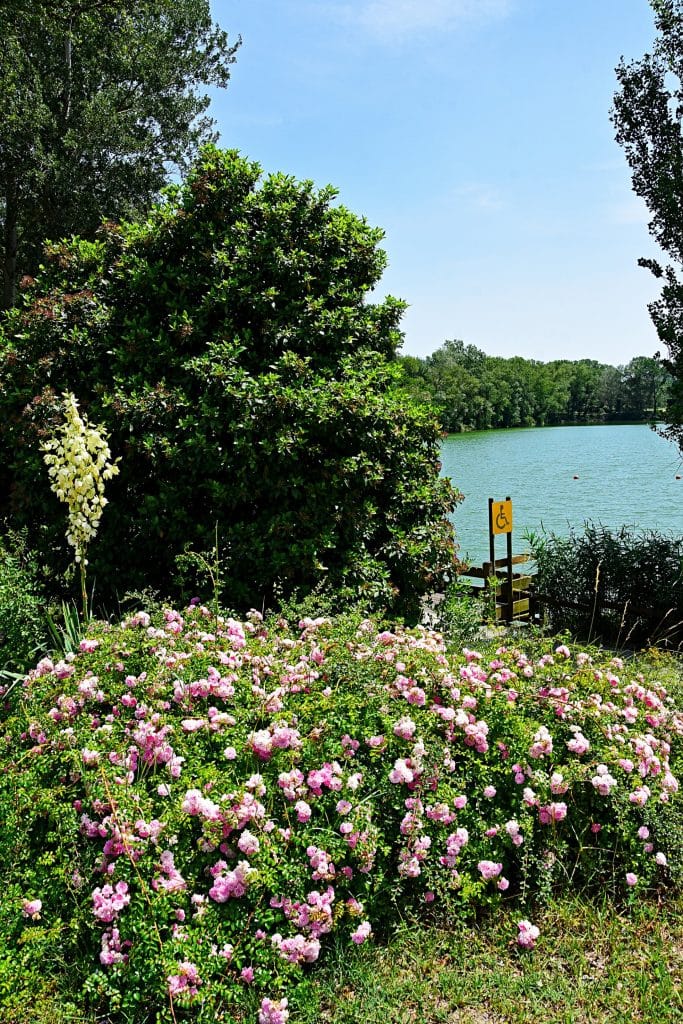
[0,531,47,675]
[528,524,683,649]
[2,606,680,1022]
[0,146,458,619]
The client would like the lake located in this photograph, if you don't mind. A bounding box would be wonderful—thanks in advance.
[440,424,683,567]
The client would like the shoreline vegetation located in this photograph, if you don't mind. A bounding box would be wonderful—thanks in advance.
[399,340,674,435]
[443,416,667,435]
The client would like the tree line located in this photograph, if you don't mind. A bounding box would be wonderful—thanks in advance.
[399,340,673,433]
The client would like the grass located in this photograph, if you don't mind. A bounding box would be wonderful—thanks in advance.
[294,895,683,1024]
[2,895,681,1024]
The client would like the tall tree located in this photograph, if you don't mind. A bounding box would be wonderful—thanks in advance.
[612,0,683,451]
[622,355,672,418]
[0,0,239,308]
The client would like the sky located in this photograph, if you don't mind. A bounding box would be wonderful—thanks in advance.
[206,0,664,366]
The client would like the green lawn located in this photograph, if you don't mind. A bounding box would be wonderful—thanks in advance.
[295,895,683,1024]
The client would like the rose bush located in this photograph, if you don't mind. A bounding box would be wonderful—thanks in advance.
[1,607,681,1022]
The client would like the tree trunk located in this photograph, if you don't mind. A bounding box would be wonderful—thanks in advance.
[2,184,18,311]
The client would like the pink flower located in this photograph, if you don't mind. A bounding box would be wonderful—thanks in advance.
[181,788,220,819]
[626,872,638,886]
[99,926,130,965]
[237,830,260,856]
[538,801,567,825]
[181,718,206,732]
[393,716,417,740]
[127,611,150,628]
[483,785,497,799]
[529,726,553,759]
[351,920,372,944]
[591,767,617,796]
[477,860,503,881]
[566,733,590,756]
[259,997,289,1024]
[248,729,273,760]
[154,850,187,893]
[389,758,414,785]
[167,960,201,997]
[655,852,667,866]
[208,860,253,902]
[295,800,312,823]
[21,899,42,919]
[550,772,568,795]
[79,638,100,653]
[517,919,540,949]
[92,882,130,922]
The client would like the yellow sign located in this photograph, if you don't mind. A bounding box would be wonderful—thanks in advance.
[492,499,513,535]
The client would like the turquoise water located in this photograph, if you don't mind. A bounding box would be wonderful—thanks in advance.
[440,424,683,567]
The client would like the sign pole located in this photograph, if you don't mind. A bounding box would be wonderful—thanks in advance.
[505,495,513,623]
[489,496,514,624]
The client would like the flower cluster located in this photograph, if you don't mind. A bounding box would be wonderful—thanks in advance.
[8,609,682,1021]
[41,392,119,565]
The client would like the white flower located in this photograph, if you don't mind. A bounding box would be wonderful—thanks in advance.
[42,393,120,564]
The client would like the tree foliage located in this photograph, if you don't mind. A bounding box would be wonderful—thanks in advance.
[399,341,672,433]
[0,147,459,618]
[0,0,239,308]
[612,0,683,453]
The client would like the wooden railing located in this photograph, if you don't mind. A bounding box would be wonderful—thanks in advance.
[461,553,536,624]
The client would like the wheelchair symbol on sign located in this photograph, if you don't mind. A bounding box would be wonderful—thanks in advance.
[495,505,510,531]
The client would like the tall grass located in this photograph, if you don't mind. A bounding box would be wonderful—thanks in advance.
[527,524,683,649]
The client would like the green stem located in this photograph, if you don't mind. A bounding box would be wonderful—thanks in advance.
[80,559,88,622]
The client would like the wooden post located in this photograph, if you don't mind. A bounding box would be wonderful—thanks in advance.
[506,495,513,623]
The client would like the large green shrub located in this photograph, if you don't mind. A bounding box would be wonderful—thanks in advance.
[0,147,458,618]
[528,523,683,648]
[1,608,680,1022]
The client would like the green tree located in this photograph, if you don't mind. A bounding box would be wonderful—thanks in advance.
[612,0,683,450]
[0,0,239,308]
[622,355,673,418]
[0,147,459,618]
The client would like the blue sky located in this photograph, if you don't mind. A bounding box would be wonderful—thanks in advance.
[207,0,662,365]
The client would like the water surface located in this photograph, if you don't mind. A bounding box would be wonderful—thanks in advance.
[440,424,683,567]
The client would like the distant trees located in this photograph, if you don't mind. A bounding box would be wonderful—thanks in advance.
[399,342,673,433]
[0,0,239,308]
[612,0,683,453]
